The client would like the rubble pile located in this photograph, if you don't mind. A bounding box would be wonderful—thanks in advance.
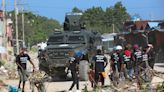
[0,66,8,76]
[86,71,164,92]
[29,70,47,83]
[0,61,18,79]
[7,69,18,79]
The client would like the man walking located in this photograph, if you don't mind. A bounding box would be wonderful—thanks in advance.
[68,51,83,92]
[132,44,142,89]
[16,47,35,92]
[123,44,133,80]
[110,45,124,86]
[92,49,108,87]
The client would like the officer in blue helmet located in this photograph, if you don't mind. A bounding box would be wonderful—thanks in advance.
[68,51,83,92]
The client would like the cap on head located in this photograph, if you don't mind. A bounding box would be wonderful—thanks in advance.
[74,51,83,58]
[133,44,139,49]
[115,45,123,50]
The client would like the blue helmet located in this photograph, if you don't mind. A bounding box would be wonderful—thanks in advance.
[74,51,83,58]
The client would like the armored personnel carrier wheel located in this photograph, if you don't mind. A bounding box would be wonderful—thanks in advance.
[79,60,89,81]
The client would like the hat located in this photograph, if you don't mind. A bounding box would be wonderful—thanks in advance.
[133,44,139,49]
[74,51,83,58]
[115,45,123,50]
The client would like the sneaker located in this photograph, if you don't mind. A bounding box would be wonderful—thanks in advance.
[68,90,72,92]
[76,90,81,92]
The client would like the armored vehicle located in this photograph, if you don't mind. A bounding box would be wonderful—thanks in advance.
[39,13,102,80]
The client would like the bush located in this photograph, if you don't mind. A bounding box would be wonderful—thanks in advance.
[0,60,5,67]
[31,47,37,53]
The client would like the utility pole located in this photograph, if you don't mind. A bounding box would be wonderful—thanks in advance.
[112,24,115,33]
[22,7,25,47]
[14,0,19,54]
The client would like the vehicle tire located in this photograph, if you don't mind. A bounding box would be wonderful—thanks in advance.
[79,60,89,81]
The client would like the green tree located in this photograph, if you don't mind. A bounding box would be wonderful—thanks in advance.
[11,11,61,47]
[112,2,130,32]
[76,2,130,33]
[82,7,105,33]
[72,7,83,13]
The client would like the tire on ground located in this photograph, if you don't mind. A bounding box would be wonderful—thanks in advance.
[79,60,89,81]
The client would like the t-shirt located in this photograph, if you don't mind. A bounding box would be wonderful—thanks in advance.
[111,52,124,64]
[123,50,133,69]
[69,57,75,62]
[16,54,31,70]
[133,50,142,62]
[142,52,148,62]
[111,52,124,72]
[68,58,79,73]
[93,54,107,72]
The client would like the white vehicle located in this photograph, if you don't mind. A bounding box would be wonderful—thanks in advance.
[101,33,117,53]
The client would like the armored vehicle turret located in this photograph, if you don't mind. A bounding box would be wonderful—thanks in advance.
[39,13,102,80]
[64,12,86,31]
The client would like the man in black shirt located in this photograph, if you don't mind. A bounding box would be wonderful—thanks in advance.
[92,49,107,86]
[68,51,83,92]
[16,47,35,92]
[110,45,124,84]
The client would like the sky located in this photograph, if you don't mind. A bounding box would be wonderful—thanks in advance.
[1,0,164,24]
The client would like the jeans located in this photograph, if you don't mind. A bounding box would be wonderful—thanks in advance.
[95,72,104,86]
[69,71,79,90]
[126,68,134,78]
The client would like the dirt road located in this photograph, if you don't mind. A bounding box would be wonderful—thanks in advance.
[1,52,164,92]
[3,79,92,92]
[1,52,112,92]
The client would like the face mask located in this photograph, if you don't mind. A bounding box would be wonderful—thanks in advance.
[24,51,27,54]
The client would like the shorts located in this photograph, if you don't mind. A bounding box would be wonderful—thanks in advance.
[18,69,28,81]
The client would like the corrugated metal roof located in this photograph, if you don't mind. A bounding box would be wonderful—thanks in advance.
[148,22,159,28]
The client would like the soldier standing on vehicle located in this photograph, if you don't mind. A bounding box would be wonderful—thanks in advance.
[92,48,108,87]
[68,51,83,92]
[15,47,35,92]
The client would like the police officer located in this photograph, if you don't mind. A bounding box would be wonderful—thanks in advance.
[142,46,149,69]
[132,44,142,74]
[123,44,133,80]
[132,44,142,89]
[68,51,83,92]
[92,48,108,86]
[110,45,124,83]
